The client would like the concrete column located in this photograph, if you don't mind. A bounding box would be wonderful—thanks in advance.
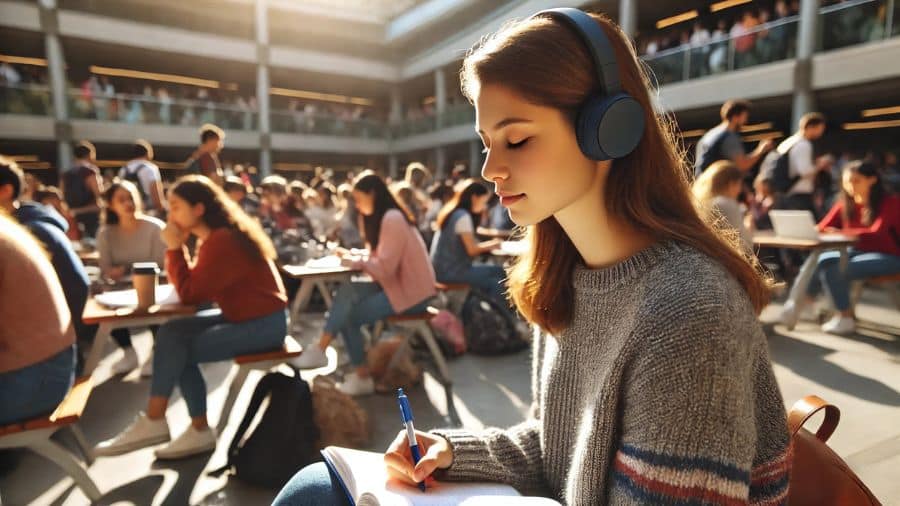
[792,0,820,128]
[389,87,403,124]
[434,67,446,128]
[618,0,638,39]
[255,0,272,176]
[39,0,71,172]
[434,146,447,179]
[469,139,482,177]
[389,154,399,181]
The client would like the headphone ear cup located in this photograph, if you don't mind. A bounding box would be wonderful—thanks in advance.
[576,93,645,161]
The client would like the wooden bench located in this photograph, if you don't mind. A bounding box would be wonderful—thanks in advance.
[850,273,900,314]
[374,308,461,427]
[0,377,101,501]
[435,282,471,315]
[215,336,303,433]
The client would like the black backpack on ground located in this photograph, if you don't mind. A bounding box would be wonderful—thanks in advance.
[460,289,528,355]
[761,145,799,194]
[214,369,320,489]
[63,165,94,208]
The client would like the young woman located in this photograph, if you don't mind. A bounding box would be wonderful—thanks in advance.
[94,175,288,460]
[96,180,167,376]
[430,179,518,322]
[693,159,754,250]
[292,171,437,396]
[276,10,790,505]
[781,160,900,334]
[0,213,76,426]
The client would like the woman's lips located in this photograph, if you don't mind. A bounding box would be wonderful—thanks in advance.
[499,193,525,206]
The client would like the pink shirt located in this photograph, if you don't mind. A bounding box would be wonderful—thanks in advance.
[352,209,437,312]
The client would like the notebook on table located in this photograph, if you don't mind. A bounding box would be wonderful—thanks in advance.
[320,446,561,506]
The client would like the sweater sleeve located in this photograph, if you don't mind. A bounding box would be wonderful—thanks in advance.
[352,210,407,282]
[817,201,843,231]
[428,328,548,496]
[607,301,789,505]
[166,231,245,305]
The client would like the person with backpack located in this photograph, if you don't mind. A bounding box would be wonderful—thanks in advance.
[119,139,166,218]
[694,99,774,176]
[61,140,104,239]
[95,180,167,377]
[430,179,521,324]
[94,175,288,460]
[185,124,225,186]
[764,112,827,215]
[279,10,791,505]
[781,160,900,335]
[291,171,437,397]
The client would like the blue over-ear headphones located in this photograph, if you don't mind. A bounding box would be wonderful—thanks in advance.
[531,8,645,161]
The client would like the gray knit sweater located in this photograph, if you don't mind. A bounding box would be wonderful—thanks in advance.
[432,241,791,505]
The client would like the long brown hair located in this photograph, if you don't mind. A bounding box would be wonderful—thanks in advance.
[692,160,744,219]
[462,11,771,333]
[840,160,886,227]
[171,175,276,261]
[352,170,414,250]
[102,180,144,226]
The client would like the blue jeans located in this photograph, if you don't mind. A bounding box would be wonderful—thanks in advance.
[273,462,350,506]
[441,264,517,322]
[151,308,287,417]
[806,249,900,310]
[324,281,432,366]
[0,345,76,425]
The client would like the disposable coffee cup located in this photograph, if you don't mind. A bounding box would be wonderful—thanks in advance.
[132,262,160,309]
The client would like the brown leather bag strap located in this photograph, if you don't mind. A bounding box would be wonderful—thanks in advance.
[788,395,841,442]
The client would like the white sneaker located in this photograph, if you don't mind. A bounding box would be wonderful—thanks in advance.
[139,351,153,378]
[154,426,217,460]
[337,372,375,396]
[94,413,170,457]
[291,345,328,369]
[822,315,856,335]
[111,347,139,375]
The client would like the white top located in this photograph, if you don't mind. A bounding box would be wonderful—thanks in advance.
[119,159,162,208]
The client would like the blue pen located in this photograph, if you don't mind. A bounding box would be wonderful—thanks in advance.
[397,388,427,492]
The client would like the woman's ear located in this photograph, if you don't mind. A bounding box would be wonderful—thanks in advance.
[192,202,205,219]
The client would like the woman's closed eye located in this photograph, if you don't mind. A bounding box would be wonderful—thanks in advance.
[507,138,530,149]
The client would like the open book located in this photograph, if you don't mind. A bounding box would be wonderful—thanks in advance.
[320,446,561,506]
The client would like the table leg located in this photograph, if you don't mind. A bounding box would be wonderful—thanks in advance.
[785,249,821,331]
[289,279,316,325]
[82,323,112,377]
[315,281,333,308]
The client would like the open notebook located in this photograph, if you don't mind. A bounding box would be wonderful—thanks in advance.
[320,446,561,506]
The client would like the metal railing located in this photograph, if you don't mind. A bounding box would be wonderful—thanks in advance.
[66,90,259,130]
[270,109,388,139]
[0,83,53,116]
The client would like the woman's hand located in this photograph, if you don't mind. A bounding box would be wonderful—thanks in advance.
[335,247,351,259]
[161,219,190,250]
[383,429,453,487]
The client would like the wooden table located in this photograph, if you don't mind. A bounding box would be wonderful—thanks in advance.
[81,292,196,377]
[753,232,857,330]
[77,250,99,266]
[281,263,358,324]
[477,227,516,240]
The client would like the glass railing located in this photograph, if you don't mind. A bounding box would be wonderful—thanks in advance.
[642,15,800,85]
[390,103,475,137]
[0,84,53,116]
[820,0,892,51]
[67,91,259,130]
[270,110,388,139]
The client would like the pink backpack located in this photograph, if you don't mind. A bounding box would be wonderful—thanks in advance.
[429,309,467,356]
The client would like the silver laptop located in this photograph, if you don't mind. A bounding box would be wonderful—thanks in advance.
[769,210,820,240]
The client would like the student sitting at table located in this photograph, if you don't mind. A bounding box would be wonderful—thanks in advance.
[0,212,76,426]
[94,175,288,460]
[96,180,167,376]
[692,160,753,250]
[430,179,519,322]
[292,171,437,396]
[1,158,90,375]
[781,160,900,334]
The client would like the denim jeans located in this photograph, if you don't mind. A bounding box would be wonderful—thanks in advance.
[273,462,350,506]
[806,249,900,310]
[440,263,517,322]
[150,308,287,417]
[0,345,76,425]
[324,281,432,367]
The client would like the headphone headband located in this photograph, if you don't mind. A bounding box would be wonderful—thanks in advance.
[531,8,621,95]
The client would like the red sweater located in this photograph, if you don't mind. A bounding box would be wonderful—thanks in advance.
[818,194,900,257]
[166,228,287,322]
